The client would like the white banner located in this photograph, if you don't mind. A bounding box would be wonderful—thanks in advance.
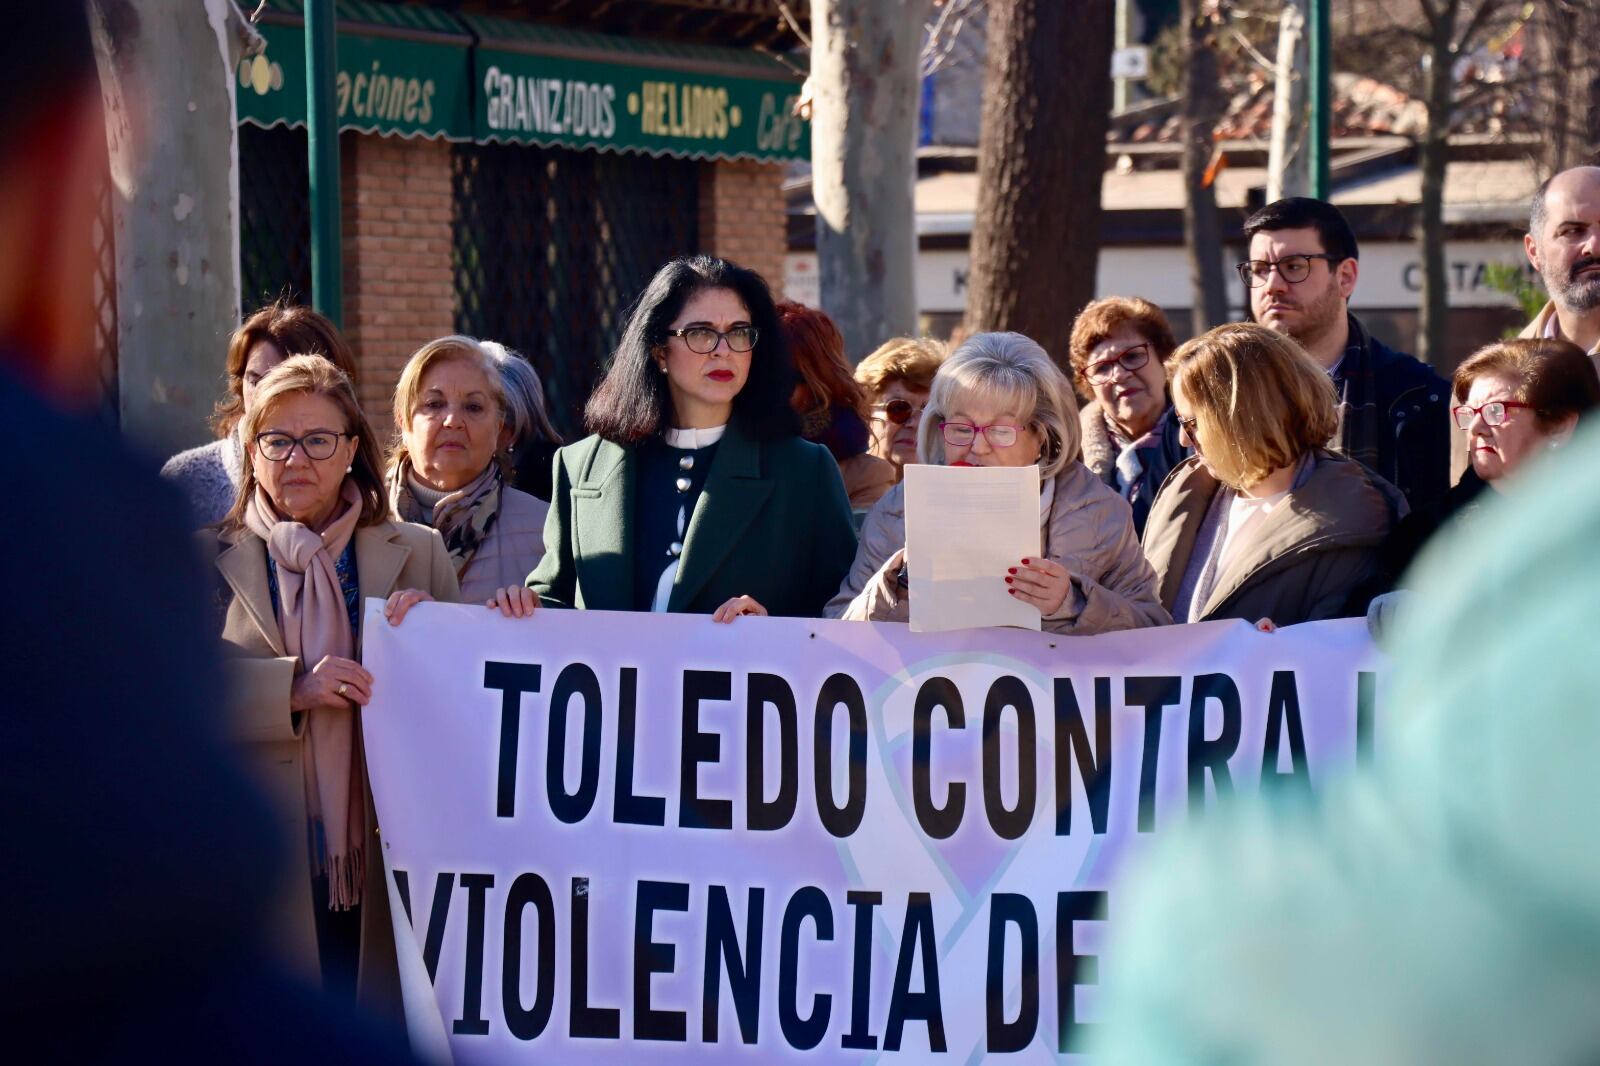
[363,604,1381,1062]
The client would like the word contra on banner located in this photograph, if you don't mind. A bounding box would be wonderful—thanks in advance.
[362,607,1379,1061]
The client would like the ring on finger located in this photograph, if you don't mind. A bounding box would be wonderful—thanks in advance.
[338,682,348,696]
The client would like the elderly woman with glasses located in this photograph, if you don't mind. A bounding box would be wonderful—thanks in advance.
[526,255,858,620]
[1142,323,1406,628]
[854,335,949,482]
[197,356,463,1014]
[825,332,1168,633]
[1068,297,1190,537]
[1367,338,1600,607]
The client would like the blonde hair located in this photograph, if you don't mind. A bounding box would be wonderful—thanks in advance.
[916,331,1080,478]
[388,335,511,477]
[854,336,950,398]
[1169,323,1337,490]
[221,355,388,532]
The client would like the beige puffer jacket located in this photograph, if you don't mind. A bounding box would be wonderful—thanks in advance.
[823,461,1171,634]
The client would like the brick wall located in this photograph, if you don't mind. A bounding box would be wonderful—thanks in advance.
[340,132,455,445]
[698,160,788,299]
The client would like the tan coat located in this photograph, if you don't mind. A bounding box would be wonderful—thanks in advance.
[825,461,1171,634]
[456,485,549,603]
[1519,300,1600,355]
[837,451,897,512]
[1141,452,1405,625]
[198,519,459,1021]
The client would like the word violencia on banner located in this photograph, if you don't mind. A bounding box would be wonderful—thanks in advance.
[362,605,1380,1062]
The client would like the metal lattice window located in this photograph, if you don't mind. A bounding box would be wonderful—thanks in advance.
[453,143,701,436]
[239,123,312,314]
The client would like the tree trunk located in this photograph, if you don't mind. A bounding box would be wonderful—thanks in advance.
[966,0,1114,365]
[1267,0,1311,201]
[89,0,260,457]
[1416,3,1456,366]
[811,0,930,362]
[1180,0,1228,334]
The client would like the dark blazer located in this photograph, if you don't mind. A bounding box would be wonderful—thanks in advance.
[528,417,858,617]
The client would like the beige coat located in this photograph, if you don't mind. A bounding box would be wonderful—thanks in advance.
[838,451,897,512]
[456,485,549,603]
[1519,300,1600,355]
[825,461,1171,633]
[198,519,459,1021]
[1141,452,1405,625]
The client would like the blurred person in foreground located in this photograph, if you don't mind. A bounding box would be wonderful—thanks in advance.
[482,340,564,502]
[1068,296,1189,537]
[1090,420,1600,1066]
[826,332,1169,633]
[1521,165,1600,359]
[777,299,896,512]
[855,334,949,483]
[528,255,857,619]
[388,336,549,605]
[1,6,409,1060]
[1142,323,1406,627]
[162,300,359,527]
[1241,197,1450,514]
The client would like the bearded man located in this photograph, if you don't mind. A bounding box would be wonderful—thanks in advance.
[1521,166,1600,363]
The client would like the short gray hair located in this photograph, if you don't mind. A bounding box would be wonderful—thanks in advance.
[916,331,1080,478]
[480,341,562,449]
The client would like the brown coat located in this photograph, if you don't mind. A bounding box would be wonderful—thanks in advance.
[1141,452,1406,625]
[838,451,897,512]
[198,519,460,1020]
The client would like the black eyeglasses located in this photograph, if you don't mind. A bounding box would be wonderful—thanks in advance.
[1236,253,1343,288]
[254,430,350,462]
[1085,344,1151,385]
[666,325,759,354]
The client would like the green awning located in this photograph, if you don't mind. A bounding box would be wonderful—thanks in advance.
[237,0,473,140]
[234,3,811,161]
[464,14,810,163]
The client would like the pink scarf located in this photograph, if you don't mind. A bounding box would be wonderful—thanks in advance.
[245,479,367,909]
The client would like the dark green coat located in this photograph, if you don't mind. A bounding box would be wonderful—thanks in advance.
[527,418,858,617]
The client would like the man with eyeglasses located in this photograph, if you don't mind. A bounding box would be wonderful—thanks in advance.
[1520,166,1600,362]
[1240,197,1450,515]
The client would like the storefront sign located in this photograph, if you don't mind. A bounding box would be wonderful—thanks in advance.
[474,49,809,162]
[236,19,473,140]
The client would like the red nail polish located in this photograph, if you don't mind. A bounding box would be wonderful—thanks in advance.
[1004,576,1013,584]
[1021,557,1032,564]
[1007,567,1017,575]
[1007,588,1016,595]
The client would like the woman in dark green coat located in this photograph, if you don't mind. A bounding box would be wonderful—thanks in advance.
[525,255,857,620]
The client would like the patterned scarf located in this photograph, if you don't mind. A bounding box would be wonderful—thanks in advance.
[388,458,503,576]
[244,479,367,909]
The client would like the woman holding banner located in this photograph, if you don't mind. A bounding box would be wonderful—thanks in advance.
[825,332,1169,633]
[526,255,857,619]
[386,335,549,607]
[197,356,461,1021]
[1142,323,1405,626]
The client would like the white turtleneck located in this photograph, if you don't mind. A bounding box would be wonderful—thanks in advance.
[664,424,727,449]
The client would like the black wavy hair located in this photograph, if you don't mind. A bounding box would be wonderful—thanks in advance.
[584,255,801,444]
[1242,196,1360,263]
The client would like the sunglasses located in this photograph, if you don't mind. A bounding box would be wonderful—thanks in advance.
[874,398,926,425]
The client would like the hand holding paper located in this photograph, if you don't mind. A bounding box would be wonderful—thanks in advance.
[903,463,1043,633]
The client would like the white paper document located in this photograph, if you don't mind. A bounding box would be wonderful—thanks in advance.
[903,463,1042,633]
